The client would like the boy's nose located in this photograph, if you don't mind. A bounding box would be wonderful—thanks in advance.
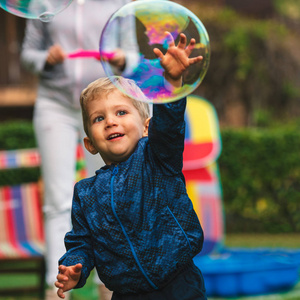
[105,116,118,128]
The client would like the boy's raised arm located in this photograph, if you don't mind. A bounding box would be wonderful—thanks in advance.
[148,33,203,175]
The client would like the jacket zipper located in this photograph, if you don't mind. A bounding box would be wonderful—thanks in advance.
[167,206,192,252]
[110,165,158,290]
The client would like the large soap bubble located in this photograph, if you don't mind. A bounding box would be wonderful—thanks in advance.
[0,0,73,22]
[100,0,210,104]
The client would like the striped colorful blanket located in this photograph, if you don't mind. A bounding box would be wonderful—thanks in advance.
[0,183,45,258]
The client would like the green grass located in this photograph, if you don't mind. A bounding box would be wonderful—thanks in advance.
[224,233,300,249]
[0,268,98,300]
[0,234,299,300]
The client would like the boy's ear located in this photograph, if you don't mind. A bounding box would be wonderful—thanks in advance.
[84,137,98,155]
[143,117,151,137]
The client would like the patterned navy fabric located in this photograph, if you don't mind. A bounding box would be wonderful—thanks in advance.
[59,98,204,294]
[112,261,207,300]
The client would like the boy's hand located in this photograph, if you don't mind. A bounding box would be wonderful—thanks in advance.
[153,32,203,87]
[55,263,82,299]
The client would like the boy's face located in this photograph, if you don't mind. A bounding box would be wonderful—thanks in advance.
[84,89,150,165]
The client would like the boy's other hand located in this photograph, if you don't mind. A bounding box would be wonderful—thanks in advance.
[108,48,126,71]
[153,32,203,86]
[55,263,82,299]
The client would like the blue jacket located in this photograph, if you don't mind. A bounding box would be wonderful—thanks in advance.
[59,98,204,294]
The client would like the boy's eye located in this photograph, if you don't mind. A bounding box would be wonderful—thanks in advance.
[117,110,127,116]
[94,116,104,123]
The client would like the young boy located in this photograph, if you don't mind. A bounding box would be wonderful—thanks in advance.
[55,33,206,300]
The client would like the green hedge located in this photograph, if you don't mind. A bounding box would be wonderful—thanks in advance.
[1,121,300,233]
[0,121,40,186]
[0,121,36,150]
[219,128,300,233]
[0,167,40,186]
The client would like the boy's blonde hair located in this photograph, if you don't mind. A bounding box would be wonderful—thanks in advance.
[80,76,150,137]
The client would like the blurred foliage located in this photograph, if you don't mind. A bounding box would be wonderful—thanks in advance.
[0,120,36,150]
[0,121,40,186]
[0,168,40,187]
[252,109,273,127]
[219,128,300,233]
[184,3,300,126]
[274,0,300,20]
[225,233,300,248]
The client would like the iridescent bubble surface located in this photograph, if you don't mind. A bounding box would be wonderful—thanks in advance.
[100,0,210,103]
[0,0,73,22]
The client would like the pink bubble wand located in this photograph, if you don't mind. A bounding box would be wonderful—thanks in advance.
[67,49,115,60]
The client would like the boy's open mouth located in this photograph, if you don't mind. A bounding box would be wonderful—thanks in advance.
[107,133,124,140]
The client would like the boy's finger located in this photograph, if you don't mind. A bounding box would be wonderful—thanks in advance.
[54,280,64,289]
[57,288,65,299]
[153,48,164,60]
[74,263,83,273]
[185,38,196,56]
[58,265,66,273]
[177,33,187,49]
[57,274,69,281]
[165,31,174,47]
[188,56,203,65]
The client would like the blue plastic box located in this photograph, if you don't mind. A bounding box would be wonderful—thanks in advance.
[193,249,300,297]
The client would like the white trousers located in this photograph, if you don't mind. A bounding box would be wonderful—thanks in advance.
[33,98,104,286]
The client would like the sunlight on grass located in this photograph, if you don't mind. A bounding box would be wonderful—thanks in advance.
[225,233,300,249]
[0,274,38,289]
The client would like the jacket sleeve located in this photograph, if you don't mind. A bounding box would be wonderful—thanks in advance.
[148,98,186,175]
[59,183,95,289]
[20,20,51,75]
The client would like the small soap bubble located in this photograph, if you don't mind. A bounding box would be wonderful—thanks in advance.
[0,0,73,22]
[100,0,210,104]
[39,12,54,22]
